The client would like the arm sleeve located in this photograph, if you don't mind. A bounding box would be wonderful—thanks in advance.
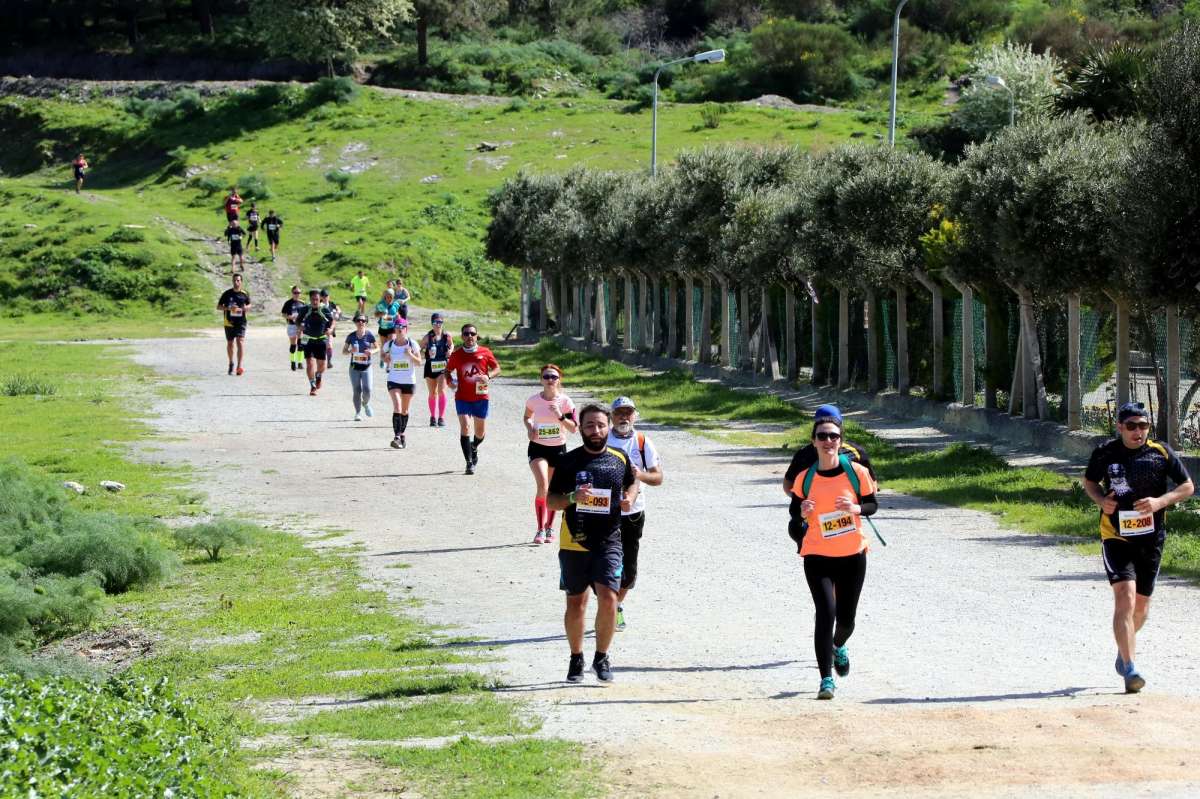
[859,494,879,517]
[563,396,576,418]
[1084,448,1107,484]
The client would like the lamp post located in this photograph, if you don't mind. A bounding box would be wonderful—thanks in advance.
[986,75,1016,127]
[651,49,726,177]
[887,0,909,147]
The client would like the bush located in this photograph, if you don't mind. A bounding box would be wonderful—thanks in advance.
[699,102,729,129]
[306,76,359,106]
[172,518,254,562]
[17,513,177,593]
[189,174,224,195]
[104,227,145,244]
[749,18,861,101]
[0,572,104,647]
[237,173,272,200]
[1,374,57,396]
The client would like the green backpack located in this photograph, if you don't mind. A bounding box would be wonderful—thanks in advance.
[799,454,887,546]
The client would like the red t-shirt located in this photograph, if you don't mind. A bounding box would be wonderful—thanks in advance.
[446,346,498,401]
[224,194,242,214]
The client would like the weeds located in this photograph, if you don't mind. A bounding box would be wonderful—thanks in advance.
[1,374,57,396]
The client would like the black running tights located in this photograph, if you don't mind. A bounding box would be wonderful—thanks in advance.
[803,552,867,679]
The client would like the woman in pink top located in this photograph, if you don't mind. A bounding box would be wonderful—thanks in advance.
[523,363,578,544]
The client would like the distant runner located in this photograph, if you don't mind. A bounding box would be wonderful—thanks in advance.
[382,319,423,449]
[223,187,242,222]
[224,218,246,273]
[548,404,637,684]
[72,153,88,194]
[245,203,261,252]
[395,280,412,321]
[791,414,878,700]
[445,324,500,475]
[280,285,306,372]
[263,210,283,262]
[606,396,663,631]
[374,288,403,370]
[296,289,334,396]
[342,315,377,421]
[320,289,340,368]
[351,270,371,315]
[216,273,251,376]
[420,312,453,427]
[1083,402,1194,693]
[524,363,578,544]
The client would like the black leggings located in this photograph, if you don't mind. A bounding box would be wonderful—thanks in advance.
[803,552,867,679]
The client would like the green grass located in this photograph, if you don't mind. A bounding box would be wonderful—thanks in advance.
[282,695,537,741]
[496,340,1200,579]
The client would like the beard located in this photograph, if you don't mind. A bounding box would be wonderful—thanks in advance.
[583,431,607,451]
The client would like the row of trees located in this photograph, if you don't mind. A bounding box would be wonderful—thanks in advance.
[487,26,1200,443]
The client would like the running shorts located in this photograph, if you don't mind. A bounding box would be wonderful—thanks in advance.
[527,441,566,465]
[386,381,415,395]
[227,210,239,222]
[559,545,623,595]
[423,362,446,379]
[267,231,280,244]
[455,398,489,419]
[377,327,395,339]
[230,241,243,256]
[303,339,328,360]
[619,511,645,590]
[355,294,368,303]
[224,325,246,341]
[1102,534,1165,596]
[74,167,85,179]
[286,323,299,339]
[248,221,259,232]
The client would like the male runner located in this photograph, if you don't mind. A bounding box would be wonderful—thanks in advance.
[351,270,370,315]
[548,404,637,684]
[223,187,242,222]
[263,210,283,261]
[280,285,306,371]
[1083,402,1193,693]
[395,279,413,321]
[445,323,500,475]
[295,289,334,396]
[321,289,340,368]
[374,288,402,370]
[72,154,88,194]
[224,218,246,273]
[782,405,875,551]
[245,203,261,251]
[216,273,251,376]
[606,396,664,631]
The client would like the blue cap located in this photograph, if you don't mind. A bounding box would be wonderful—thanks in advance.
[611,396,636,411]
[813,404,842,425]
[1117,402,1148,423]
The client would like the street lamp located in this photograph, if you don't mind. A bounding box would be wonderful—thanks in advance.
[986,75,1016,127]
[887,0,909,147]
[651,49,726,177]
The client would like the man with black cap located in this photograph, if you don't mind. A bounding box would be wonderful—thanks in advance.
[782,405,875,550]
[1083,401,1193,693]
[296,289,334,396]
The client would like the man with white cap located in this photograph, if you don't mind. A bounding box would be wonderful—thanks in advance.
[605,396,664,631]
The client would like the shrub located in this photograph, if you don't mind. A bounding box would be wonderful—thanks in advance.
[699,102,729,129]
[172,518,254,562]
[17,513,177,593]
[1,374,57,396]
[306,75,359,106]
[952,41,1065,139]
[189,174,224,195]
[749,18,861,101]
[103,227,145,244]
[237,173,272,200]
[0,572,103,648]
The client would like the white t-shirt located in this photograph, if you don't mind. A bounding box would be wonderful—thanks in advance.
[605,429,659,515]
[386,338,420,384]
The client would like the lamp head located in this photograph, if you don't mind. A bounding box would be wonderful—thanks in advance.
[693,49,726,64]
[985,75,1008,88]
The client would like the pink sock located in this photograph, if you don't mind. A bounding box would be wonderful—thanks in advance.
[534,497,547,529]
[437,394,447,418]
[428,395,437,415]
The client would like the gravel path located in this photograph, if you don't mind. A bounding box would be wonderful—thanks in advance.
[130,327,1200,798]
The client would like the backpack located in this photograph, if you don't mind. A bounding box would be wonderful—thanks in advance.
[798,454,886,546]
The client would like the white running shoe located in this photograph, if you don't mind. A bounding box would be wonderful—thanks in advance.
[363,403,373,417]
[354,411,362,421]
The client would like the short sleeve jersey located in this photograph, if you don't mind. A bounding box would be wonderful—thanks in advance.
[247,210,260,226]
[345,330,376,368]
[218,289,250,327]
[606,430,660,515]
[550,446,635,552]
[297,305,333,338]
[224,195,241,214]
[786,440,874,518]
[526,392,577,447]
[395,287,411,303]
[1085,438,1191,541]
[264,216,282,234]
[375,300,402,330]
[281,298,305,322]
[352,275,370,297]
[793,462,877,558]
[225,225,243,244]
[386,338,420,384]
[446,347,499,401]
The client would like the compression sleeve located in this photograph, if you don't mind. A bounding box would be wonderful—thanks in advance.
[859,494,878,517]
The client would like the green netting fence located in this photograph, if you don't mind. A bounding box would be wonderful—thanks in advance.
[950,297,987,402]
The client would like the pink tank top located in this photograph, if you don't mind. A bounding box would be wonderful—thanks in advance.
[526,392,576,447]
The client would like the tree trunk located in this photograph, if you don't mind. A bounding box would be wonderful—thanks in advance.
[700,276,714,364]
[785,286,798,381]
[417,14,430,67]
[192,0,214,38]
[896,285,910,395]
[811,288,828,385]
[913,269,944,399]
[651,277,664,353]
[1009,326,1024,416]
[1015,285,1048,420]
[1067,293,1082,430]
[838,286,850,389]
[1111,293,1131,408]
[623,271,635,350]
[582,280,594,341]
[719,277,732,368]
[638,272,651,352]
[684,276,695,360]
[667,277,679,358]
[519,269,530,329]
[738,285,752,371]
[764,286,782,381]
[1166,304,1181,447]
[595,277,608,346]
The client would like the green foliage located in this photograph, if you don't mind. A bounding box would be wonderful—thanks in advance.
[251,0,413,64]
[1058,43,1148,121]
[236,172,272,200]
[0,572,104,649]
[325,168,356,197]
[371,38,598,96]
[1,375,57,397]
[0,674,241,798]
[173,518,255,561]
[748,19,861,101]
[123,89,206,126]
[188,174,225,195]
[699,102,729,129]
[306,75,362,106]
[953,41,1065,139]
[104,226,146,243]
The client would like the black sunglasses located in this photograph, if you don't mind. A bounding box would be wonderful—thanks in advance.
[1123,421,1150,431]
[541,373,559,381]
[462,331,478,336]
[815,432,842,442]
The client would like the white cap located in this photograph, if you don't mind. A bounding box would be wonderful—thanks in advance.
[611,396,636,411]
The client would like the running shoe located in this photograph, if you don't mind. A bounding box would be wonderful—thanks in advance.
[471,450,479,467]
[543,528,554,543]
[290,362,296,371]
[533,530,545,545]
[593,654,613,683]
[363,403,373,418]
[567,653,585,683]
[1115,653,1125,676]
[438,417,446,427]
[228,362,234,375]
[1124,664,1146,694]
[354,411,362,422]
[465,462,475,475]
[430,415,437,427]
[236,366,244,376]
[616,606,626,632]
[817,677,836,700]
[315,375,323,389]
[399,434,406,449]
[390,437,401,449]
[309,387,317,396]
[834,645,850,677]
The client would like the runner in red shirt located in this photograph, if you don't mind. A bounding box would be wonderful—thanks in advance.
[224,187,243,222]
[445,323,500,475]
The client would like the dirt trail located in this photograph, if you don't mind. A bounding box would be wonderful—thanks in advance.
[158,215,296,308]
[129,327,1200,798]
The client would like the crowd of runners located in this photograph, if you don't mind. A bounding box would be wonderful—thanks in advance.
[214,272,1195,700]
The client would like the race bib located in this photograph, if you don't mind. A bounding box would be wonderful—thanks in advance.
[393,360,411,370]
[577,488,612,514]
[818,510,857,539]
[537,424,561,440]
[429,359,447,372]
[383,315,394,323]
[476,379,489,396]
[1118,510,1155,536]
[229,306,244,318]
[352,352,370,364]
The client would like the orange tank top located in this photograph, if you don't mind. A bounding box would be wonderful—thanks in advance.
[794,461,876,558]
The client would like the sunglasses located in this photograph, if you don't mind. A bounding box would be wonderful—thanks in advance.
[463,331,478,337]
[291,291,300,295]
[1123,421,1150,431]
[433,321,443,325]
[815,432,842,442]
[541,374,560,381]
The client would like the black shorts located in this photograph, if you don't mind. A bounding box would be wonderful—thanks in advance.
[248,222,259,232]
[226,211,238,222]
[620,511,645,590]
[559,545,623,595]
[303,339,328,360]
[386,381,415,394]
[355,295,368,303]
[527,441,566,465]
[267,231,280,244]
[74,168,85,180]
[1102,535,1165,596]
[224,325,246,341]
[230,242,243,255]
[378,328,395,340]
[423,362,446,379]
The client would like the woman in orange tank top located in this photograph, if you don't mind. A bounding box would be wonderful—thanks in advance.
[793,416,878,700]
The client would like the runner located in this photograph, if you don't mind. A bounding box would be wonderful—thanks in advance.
[280,285,306,372]
[420,312,453,427]
[245,203,261,252]
[382,319,423,449]
[395,279,413,321]
[223,187,242,222]
[296,289,334,396]
[1083,402,1194,693]
[342,315,377,421]
[782,405,875,552]
[374,288,403,370]
[524,364,578,544]
[320,289,340,368]
[606,396,664,631]
[792,414,879,700]
[216,273,251,376]
[351,269,371,315]
[224,218,246,273]
[444,323,500,475]
[72,153,88,194]
[547,404,637,684]
[263,210,283,262]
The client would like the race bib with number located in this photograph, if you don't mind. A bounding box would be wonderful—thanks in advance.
[352,352,370,364]
[577,488,612,514]
[818,510,857,539]
[229,306,244,318]
[537,424,561,440]
[429,359,447,372]
[382,315,394,323]
[393,360,411,370]
[1118,510,1155,536]
[476,379,489,396]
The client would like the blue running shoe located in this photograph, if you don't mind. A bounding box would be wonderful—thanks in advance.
[1123,664,1145,694]
[834,645,850,677]
[1115,653,1124,676]
[817,676,836,700]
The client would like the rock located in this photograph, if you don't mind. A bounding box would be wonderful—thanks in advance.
[62,481,86,494]
[476,141,499,152]
[419,174,441,184]
[100,480,126,492]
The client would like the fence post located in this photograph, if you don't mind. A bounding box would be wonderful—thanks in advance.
[1114,295,1131,407]
[1067,293,1082,430]
[785,285,798,381]
[720,277,732,367]
[684,275,696,361]
[838,286,850,389]
[738,284,752,371]
[896,284,910,395]
[623,271,635,350]
[1167,303,1181,447]
[913,269,944,398]
[667,276,679,358]
[700,276,714,364]
[594,277,607,346]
